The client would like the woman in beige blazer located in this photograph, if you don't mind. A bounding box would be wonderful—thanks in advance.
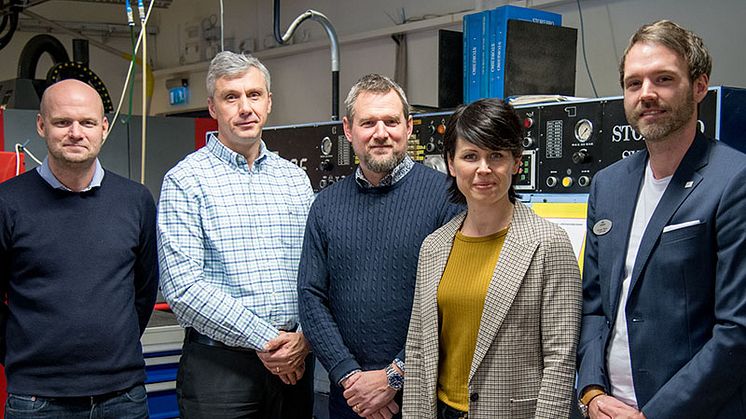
[402,99,582,419]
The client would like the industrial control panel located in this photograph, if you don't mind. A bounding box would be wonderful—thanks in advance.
[262,120,352,191]
[261,86,746,194]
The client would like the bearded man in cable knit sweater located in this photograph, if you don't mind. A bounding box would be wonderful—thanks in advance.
[299,74,462,419]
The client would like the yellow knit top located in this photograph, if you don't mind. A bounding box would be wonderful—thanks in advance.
[436,227,508,411]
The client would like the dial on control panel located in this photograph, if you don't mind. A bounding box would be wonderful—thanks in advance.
[321,137,333,155]
[574,119,593,143]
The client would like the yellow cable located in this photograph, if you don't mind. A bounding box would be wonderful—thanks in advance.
[140,17,147,185]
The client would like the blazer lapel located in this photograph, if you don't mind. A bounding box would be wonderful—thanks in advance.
[628,133,710,294]
[421,213,464,390]
[608,152,646,314]
[469,203,537,382]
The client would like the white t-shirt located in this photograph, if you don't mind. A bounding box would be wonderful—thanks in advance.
[606,161,672,408]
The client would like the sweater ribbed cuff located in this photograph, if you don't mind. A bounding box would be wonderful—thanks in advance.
[329,358,362,386]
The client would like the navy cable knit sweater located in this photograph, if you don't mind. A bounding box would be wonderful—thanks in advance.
[0,170,158,396]
[298,163,462,384]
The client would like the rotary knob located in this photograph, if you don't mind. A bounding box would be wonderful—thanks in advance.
[572,149,590,164]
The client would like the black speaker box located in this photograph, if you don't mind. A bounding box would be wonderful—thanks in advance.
[503,20,578,97]
[437,29,463,109]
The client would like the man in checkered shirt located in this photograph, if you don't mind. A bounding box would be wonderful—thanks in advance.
[158,51,315,419]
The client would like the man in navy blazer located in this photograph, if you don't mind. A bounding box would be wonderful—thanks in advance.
[577,20,746,419]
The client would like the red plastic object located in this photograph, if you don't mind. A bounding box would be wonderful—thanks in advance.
[1,108,5,150]
[154,302,171,312]
[194,118,218,150]
[1,151,24,183]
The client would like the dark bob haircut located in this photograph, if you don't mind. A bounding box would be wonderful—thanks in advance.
[443,98,524,205]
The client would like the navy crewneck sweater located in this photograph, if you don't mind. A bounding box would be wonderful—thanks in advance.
[0,169,158,396]
[299,163,462,384]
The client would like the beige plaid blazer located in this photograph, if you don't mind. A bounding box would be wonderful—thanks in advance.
[402,202,582,419]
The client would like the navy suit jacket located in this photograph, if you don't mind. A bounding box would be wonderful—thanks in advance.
[577,133,746,419]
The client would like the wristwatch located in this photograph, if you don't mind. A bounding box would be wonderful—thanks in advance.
[385,364,404,391]
[578,400,590,418]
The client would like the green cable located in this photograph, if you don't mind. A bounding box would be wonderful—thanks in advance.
[126,26,138,121]
[125,25,138,178]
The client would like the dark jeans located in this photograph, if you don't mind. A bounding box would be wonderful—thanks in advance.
[329,383,402,419]
[177,333,314,419]
[4,385,148,419]
[437,399,467,419]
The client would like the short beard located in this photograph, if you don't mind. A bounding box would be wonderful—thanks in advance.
[629,89,695,143]
[363,151,406,174]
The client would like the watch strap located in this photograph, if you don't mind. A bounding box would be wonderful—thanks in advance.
[393,357,405,373]
[580,387,606,406]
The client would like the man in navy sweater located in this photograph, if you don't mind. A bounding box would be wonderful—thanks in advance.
[0,79,158,419]
[299,74,461,419]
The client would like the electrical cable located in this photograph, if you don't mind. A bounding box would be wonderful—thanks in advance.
[577,0,598,97]
[117,23,138,180]
[125,25,136,179]
[141,30,146,184]
[14,143,21,176]
[14,143,43,167]
[106,0,154,143]
[219,0,224,51]
[126,119,132,178]
[107,60,137,143]
[25,149,42,166]
[125,0,134,26]
[107,0,137,179]
[139,0,147,185]
[137,0,145,25]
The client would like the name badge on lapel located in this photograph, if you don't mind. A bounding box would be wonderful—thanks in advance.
[593,219,612,236]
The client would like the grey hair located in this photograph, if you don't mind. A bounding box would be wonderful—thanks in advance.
[620,20,712,87]
[206,51,271,97]
[344,74,410,121]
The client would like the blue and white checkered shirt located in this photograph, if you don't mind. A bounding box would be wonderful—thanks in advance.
[157,134,314,350]
[354,155,414,188]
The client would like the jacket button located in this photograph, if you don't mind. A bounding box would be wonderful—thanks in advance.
[470,393,479,402]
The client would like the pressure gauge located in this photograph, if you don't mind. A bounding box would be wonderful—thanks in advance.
[321,136,333,155]
[574,119,593,143]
